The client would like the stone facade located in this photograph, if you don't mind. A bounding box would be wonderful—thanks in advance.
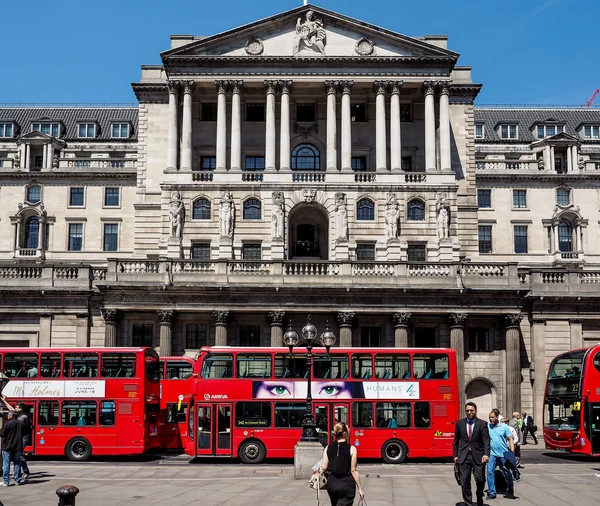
[0,5,599,425]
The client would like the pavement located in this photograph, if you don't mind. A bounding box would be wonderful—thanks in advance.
[0,448,599,506]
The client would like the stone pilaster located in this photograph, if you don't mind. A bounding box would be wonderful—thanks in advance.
[76,314,90,348]
[214,310,230,346]
[393,312,410,348]
[337,311,355,347]
[269,311,286,347]
[39,313,53,347]
[504,314,523,416]
[101,309,118,348]
[530,319,546,428]
[157,310,174,357]
[569,318,583,350]
[449,313,467,409]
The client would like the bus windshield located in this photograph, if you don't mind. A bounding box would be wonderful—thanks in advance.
[145,349,160,382]
[545,350,585,431]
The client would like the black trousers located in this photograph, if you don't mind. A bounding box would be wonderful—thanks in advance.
[458,452,485,506]
[326,475,356,506]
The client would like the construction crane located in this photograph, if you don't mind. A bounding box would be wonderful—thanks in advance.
[584,89,600,107]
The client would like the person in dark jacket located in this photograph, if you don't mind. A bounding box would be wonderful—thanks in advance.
[321,422,364,506]
[453,402,490,506]
[0,410,23,486]
[1,396,32,479]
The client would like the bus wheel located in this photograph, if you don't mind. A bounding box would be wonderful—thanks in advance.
[66,438,92,462]
[239,440,266,464]
[381,439,407,464]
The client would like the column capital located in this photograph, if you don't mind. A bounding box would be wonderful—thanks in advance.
[504,314,523,329]
[393,312,411,327]
[215,80,229,94]
[337,311,355,328]
[167,80,180,93]
[268,311,286,327]
[569,318,582,324]
[449,312,467,328]
[388,81,404,95]
[213,310,230,326]
[324,80,339,95]
[438,80,451,95]
[228,80,243,94]
[157,310,174,325]
[423,81,437,96]
[278,80,293,94]
[338,80,354,95]
[373,80,388,95]
[101,308,118,324]
[264,80,278,94]
[182,80,195,94]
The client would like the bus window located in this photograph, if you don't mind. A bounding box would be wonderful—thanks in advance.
[40,353,62,378]
[167,403,188,424]
[414,402,431,428]
[413,354,449,379]
[274,403,305,428]
[3,353,39,378]
[62,401,97,426]
[145,349,160,382]
[548,350,585,379]
[595,351,600,372]
[63,353,99,378]
[375,354,410,379]
[101,353,136,378]
[352,402,374,428]
[376,402,411,428]
[235,402,271,427]
[352,354,373,379]
[274,354,308,378]
[38,400,60,426]
[314,354,349,379]
[100,401,116,426]
[201,354,233,379]
[237,354,272,378]
[166,361,193,380]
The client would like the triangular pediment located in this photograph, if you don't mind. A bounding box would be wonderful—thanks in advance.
[20,131,54,141]
[162,5,458,60]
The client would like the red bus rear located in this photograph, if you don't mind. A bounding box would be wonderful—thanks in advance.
[0,347,161,461]
[183,346,458,463]
[543,345,600,455]
[159,356,195,449]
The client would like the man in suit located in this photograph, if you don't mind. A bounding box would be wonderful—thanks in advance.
[454,402,490,506]
[521,412,538,444]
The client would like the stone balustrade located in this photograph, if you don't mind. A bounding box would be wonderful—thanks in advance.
[0,264,93,288]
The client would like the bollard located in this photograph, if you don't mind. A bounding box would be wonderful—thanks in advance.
[56,485,80,506]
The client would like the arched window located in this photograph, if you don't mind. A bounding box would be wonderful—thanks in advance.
[291,144,320,171]
[558,220,573,252]
[356,199,375,221]
[243,198,261,220]
[192,198,211,220]
[407,200,425,221]
[27,185,41,204]
[25,216,39,249]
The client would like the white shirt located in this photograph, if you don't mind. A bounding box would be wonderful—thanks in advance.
[507,423,519,444]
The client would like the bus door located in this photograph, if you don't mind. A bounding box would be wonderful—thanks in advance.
[315,405,329,447]
[332,403,350,444]
[22,401,36,454]
[196,403,233,456]
[590,403,600,454]
[163,401,188,449]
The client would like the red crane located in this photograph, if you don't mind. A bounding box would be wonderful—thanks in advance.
[584,89,600,107]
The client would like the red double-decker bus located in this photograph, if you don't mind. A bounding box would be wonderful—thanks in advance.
[543,344,600,455]
[183,346,458,464]
[159,356,195,449]
[0,347,161,461]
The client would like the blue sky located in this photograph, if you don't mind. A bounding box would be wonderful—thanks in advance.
[1,0,598,105]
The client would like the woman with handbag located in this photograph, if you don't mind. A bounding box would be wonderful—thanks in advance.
[321,422,365,506]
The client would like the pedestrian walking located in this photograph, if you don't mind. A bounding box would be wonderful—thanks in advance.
[1,396,32,479]
[320,422,364,506]
[0,410,23,486]
[522,412,538,445]
[453,401,490,506]
[487,410,515,499]
[508,412,523,467]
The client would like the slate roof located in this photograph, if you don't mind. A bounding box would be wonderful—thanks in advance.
[474,108,600,143]
[0,107,138,141]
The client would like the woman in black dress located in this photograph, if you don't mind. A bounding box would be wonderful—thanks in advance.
[321,422,364,506]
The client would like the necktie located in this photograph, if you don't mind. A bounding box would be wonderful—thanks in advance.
[468,421,473,440]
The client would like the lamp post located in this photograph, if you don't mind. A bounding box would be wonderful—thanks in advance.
[283,315,336,443]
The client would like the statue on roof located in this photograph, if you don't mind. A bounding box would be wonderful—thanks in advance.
[293,10,326,55]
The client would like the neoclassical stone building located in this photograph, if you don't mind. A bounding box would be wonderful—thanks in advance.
[1,4,599,425]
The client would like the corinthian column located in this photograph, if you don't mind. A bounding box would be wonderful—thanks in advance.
[167,80,179,170]
[214,311,229,346]
[230,80,243,172]
[337,311,355,347]
[215,80,228,171]
[181,80,194,171]
[279,81,292,171]
[101,309,118,348]
[505,314,523,416]
[449,313,467,409]
[340,80,353,172]
[265,80,277,171]
[424,81,437,171]
[269,311,286,347]
[393,312,410,348]
[374,81,388,171]
[439,81,451,172]
[324,80,338,171]
[157,310,174,357]
[389,81,403,172]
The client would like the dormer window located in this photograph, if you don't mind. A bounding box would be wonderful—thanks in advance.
[475,124,484,139]
[32,122,59,137]
[537,124,564,138]
[111,123,130,138]
[78,123,96,138]
[0,123,14,138]
[584,125,600,140]
[499,124,518,139]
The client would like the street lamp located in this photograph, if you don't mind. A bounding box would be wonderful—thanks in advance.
[283,315,336,442]
[0,372,9,395]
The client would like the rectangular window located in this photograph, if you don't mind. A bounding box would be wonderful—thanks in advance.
[401,156,412,172]
[0,123,13,137]
[413,353,449,379]
[200,354,233,379]
[352,354,373,379]
[166,361,193,380]
[414,402,431,428]
[200,156,216,171]
[351,156,367,172]
[63,353,99,378]
[101,352,136,378]
[242,243,261,260]
[245,156,265,171]
[38,400,60,426]
[100,401,116,425]
[500,124,517,139]
[514,225,528,254]
[40,353,61,378]
[186,324,207,349]
[513,189,527,208]
[415,328,436,347]
[132,324,153,348]
[103,223,119,252]
[352,402,374,428]
[555,156,564,173]
[78,123,96,138]
[274,353,308,379]
[191,242,211,260]
[62,401,97,426]
[237,353,271,377]
[111,123,129,138]
[34,156,43,169]
[313,353,349,379]
[246,103,265,122]
[274,403,305,428]
[407,244,426,262]
[537,126,545,138]
[236,402,271,428]
[475,124,484,139]
[33,123,59,137]
[477,189,491,208]
[584,126,591,139]
[478,225,492,253]
[239,325,261,347]
[166,402,188,423]
[201,103,217,121]
[68,223,83,251]
[69,187,85,206]
[468,328,491,352]
[374,354,410,379]
[400,103,412,122]
[351,103,366,122]
[375,402,411,428]
[356,243,375,261]
[557,188,570,206]
[2,353,39,378]
[296,103,316,122]
[360,327,381,347]
[104,187,120,207]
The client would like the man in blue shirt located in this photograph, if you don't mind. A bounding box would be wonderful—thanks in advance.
[487,410,515,499]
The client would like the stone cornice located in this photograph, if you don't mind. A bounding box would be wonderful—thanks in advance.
[476,173,600,183]
[131,83,168,103]
[0,170,136,180]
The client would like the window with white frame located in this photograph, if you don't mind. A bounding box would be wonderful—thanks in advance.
[475,124,484,139]
[556,188,571,206]
[478,225,492,253]
[514,226,528,254]
[499,124,518,139]
[0,123,14,137]
[103,223,119,252]
[537,124,564,138]
[584,125,600,140]
[78,123,96,138]
[104,188,120,207]
[512,189,527,209]
[68,223,84,251]
[32,123,60,137]
[111,123,130,138]
[69,187,85,207]
[27,185,42,204]
[477,189,491,208]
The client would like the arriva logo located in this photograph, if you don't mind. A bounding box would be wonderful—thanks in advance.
[204,394,229,400]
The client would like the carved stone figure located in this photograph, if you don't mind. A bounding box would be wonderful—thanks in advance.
[52,153,59,168]
[293,10,326,55]
[537,157,545,170]
[385,194,400,240]
[13,152,20,169]
[335,193,348,242]
[219,192,235,238]
[169,191,184,239]
[272,192,285,241]
[435,192,450,240]
[303,189,316,203]
[578,156,586,170]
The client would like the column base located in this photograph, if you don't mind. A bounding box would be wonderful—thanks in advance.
[293,441,324,480]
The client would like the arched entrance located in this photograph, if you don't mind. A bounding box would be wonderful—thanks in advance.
[288,203,329,260]
[465,378,497,416]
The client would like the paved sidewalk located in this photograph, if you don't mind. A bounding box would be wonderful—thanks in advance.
[0,459,598,506]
